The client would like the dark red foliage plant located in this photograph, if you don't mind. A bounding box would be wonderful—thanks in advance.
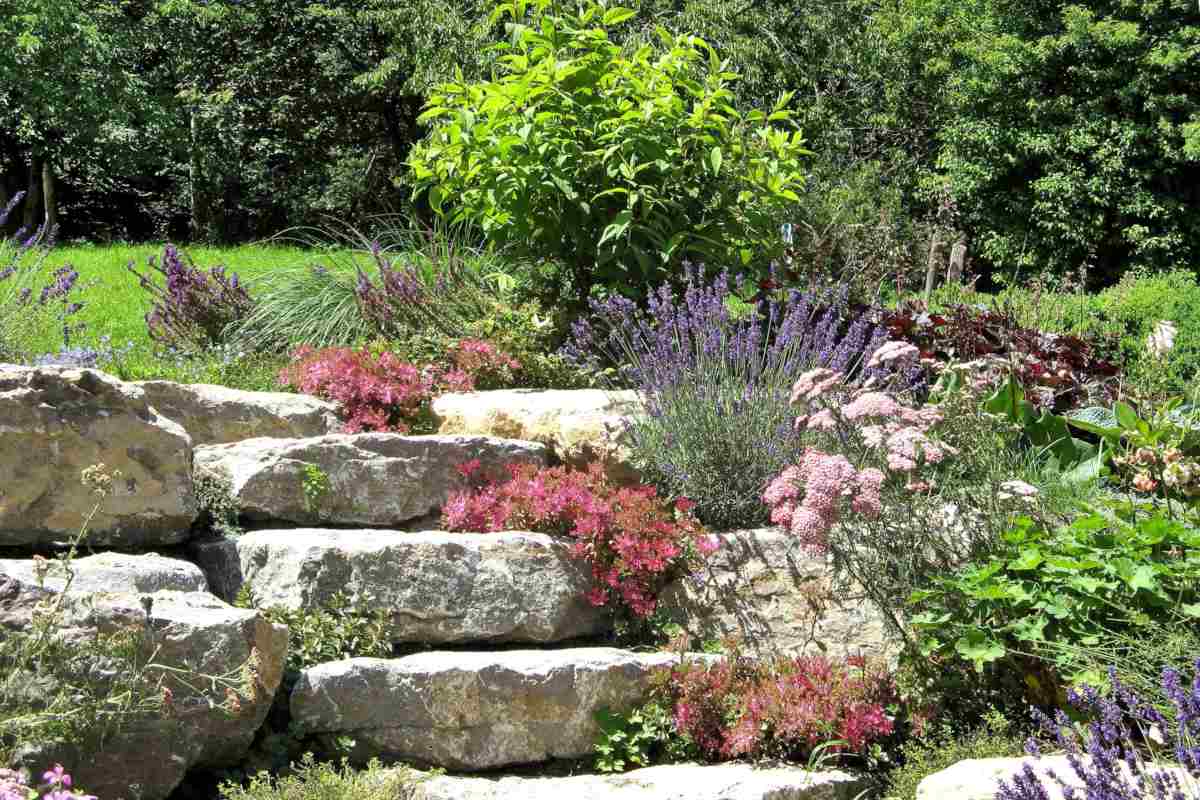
[882,300,1121,412]
[441,461,719,617]
[653,652,896,762]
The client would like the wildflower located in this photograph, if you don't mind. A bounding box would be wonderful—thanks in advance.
[866,340,920,369]
[997,479,1039,502]
[790,368,842,407]
[1146,320,1177,358]
[843,391,903,421]
[806,408,837,431]
[1132,472,1158,493]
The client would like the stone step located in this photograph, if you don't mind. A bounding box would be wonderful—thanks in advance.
[409,763,869,800]
[194,433,548,528]
[0,551,207,594]
[1,574,287,800]
[432,388,641,481]
[0,365,196,549]
[137,380,341,446]
[192,528,609,644]
[290,648,703,771]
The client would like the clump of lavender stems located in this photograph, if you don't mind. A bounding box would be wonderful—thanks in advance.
[566,266,902,528]
[996,662,1200,800]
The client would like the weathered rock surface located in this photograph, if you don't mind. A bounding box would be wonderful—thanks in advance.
[0,551,207,594]
[194,433,548,527]
[410,763,869,800]
[205,528,608,643]
[915,756,1192,800]
[432,389,641,481]
[0,366,196,548]
[660,529,894,659]
[290,648,686,770]
[137,380,341,445]
[0,573,287,800]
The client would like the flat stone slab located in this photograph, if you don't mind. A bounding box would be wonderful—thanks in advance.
[290,648,689,770]
[0,366,196,548]
[432,389,641,481]
[199,528,608,644]
[1,575,287,800]
[0,551,208,594]
[138,380,341,445]
[411,763,869,800]
[194,433,548,527]
[660,529,894,659]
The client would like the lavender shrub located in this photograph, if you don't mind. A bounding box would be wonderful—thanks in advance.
[566,267,909,528]
[126,244,253,352]
[997,664,1200,800]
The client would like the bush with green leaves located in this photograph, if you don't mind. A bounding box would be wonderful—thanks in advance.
[888,0,1200,282]
[882,710,1025,800]
[219,755,423,800]
[909,507,1200,702]
[407,0,809,303]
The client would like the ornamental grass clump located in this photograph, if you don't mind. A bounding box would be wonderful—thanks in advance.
[441,461,717,617]
[126,243,254,353]
[567,269,907,529]
[996,664,1200,800]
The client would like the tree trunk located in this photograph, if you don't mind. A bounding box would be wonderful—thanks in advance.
[923,234,944,300]
[41,160,57,234]
[22,156,43,233]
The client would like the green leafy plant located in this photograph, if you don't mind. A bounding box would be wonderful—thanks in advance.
[407,0,809,303]
[593,702,678,773]
[909,509,1200,690]
[193,468,243,539]
[882,710,1025,800]
[219,755,424,800]
[241,591,392,677]
[300,463,332,517]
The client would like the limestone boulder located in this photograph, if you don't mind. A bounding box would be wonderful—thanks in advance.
[0,366,196,548]
[290,648,687,770]
[0,573,287,800]
[916,756,1192,800]
[137,381,341,445]
[194,433,548,527]
[202,528,608,643]
[411,763,869,800]
[0,551,207,594]
[659,529,894,660]
[432,389,642,481]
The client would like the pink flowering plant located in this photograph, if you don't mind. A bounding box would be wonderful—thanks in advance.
[442,461,718,618]
[764,340,1038,640]
[0,766,95,800]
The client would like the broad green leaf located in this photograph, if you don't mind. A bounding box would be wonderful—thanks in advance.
[1114,402,1141,431]
[1008,547,1043,571]
[956,629,1006,669]
[709,146,723,175]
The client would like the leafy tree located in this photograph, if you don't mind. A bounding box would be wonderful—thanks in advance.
[890,0,1200,283]
[408,0,810,302]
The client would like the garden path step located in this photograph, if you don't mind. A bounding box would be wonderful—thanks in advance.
[290,648,709,771]
[192,528,609,644]
[193,433,548,528]
[407,762,869,800]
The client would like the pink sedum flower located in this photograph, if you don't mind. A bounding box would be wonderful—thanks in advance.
[843,392,903,421]
[867,340,920,369]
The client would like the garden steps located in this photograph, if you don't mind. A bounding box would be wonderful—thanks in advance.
[406,762,870,800]
[191,527,610,644]
[193,432,549,528]
[289,647,711,771]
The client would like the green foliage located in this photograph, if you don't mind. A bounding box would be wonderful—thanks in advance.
[193,468,243,539]
[219,755,423,800]
[301,464,332,517]
[909,509,1200,686]
[244,592,392,677]
[894,0,1200,281]
[408,0,809,301]
[1097,270,1200,398]
[882,711,1025,800]
[593,702,679,773]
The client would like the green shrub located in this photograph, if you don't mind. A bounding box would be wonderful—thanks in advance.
[882,710,1025,800]
[407,0,809,303]
[1097,269,1200,399]
[219,756,422,800]
[909,507,1200,698]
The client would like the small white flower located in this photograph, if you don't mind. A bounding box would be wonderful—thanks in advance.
[1147,320,1177,358]
[998,479,1040,502]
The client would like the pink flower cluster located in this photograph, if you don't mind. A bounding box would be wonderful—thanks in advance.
[1,766,95,800]
[279,345,434,433]
[446,338,521,389]
[843,391,952,473]
[763,450,884,550]
[660,654,895,762]
[442,462,716,617]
